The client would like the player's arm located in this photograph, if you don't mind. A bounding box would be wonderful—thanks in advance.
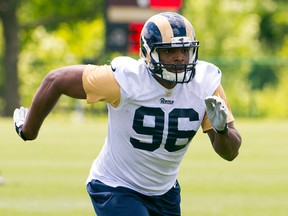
[204,86,242,161]
[14,65,86,141]
[206,122,241,161]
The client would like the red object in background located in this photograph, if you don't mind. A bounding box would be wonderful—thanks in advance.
[150,0,182,9]
[128,22,144,54]
[106,0,182,53]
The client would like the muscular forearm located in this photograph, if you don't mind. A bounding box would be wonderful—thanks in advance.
[208,123,242,161]
[22,72,62,140]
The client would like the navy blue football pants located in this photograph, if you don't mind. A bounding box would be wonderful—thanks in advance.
[87,179,181,216]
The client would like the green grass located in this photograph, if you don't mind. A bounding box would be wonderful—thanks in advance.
[1,117,287,216]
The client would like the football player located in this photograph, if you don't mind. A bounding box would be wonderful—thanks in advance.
[13,12,242,216]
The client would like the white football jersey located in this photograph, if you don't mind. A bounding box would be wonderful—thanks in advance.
[84,57,225,195]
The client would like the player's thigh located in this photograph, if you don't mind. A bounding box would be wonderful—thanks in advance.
[145,181,181,216]
[87,180,149,216]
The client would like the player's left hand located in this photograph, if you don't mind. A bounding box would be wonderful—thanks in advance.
[13,107,29,141]
[204,95,228,134]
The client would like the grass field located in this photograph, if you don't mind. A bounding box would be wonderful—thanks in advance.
[0,116,287,216]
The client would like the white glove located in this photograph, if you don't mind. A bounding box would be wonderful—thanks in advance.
[13,107,29,141]
[204,95,228,134]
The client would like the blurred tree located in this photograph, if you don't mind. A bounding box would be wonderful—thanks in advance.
[0,0,20,117]
[258,0,288,52]
[248,63,278,90]
[247,0,288,92]
[183,0,288,117]
[0,0,104,116]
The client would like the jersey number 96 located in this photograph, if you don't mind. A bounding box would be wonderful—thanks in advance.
[130,106,199,152]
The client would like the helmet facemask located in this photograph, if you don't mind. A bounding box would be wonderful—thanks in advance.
[149,37,199,83]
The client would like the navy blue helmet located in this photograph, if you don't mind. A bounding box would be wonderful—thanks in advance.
[140,12,199,83]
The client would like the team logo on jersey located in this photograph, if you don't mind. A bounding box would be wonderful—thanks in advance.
[160,98,174,104]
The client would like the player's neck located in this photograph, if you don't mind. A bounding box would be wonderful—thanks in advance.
[153,75,177,89]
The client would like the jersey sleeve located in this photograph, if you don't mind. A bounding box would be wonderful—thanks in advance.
[82,65,121,107]
[201,85,235,132]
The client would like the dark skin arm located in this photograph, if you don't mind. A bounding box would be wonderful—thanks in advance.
[206,122,242,161]
[22,65,86,140]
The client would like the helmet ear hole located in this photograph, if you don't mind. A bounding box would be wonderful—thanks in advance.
[140,38,147,58]
[141,49,147,58]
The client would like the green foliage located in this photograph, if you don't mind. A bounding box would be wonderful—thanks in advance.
[254,70,288,118]
[18,0,104,30]
[183,0,288,118]
[1,0,288,117]
[258,0,288,52]
[183,0,261,57]
[248,63,278,90]
[18,18,104,107]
